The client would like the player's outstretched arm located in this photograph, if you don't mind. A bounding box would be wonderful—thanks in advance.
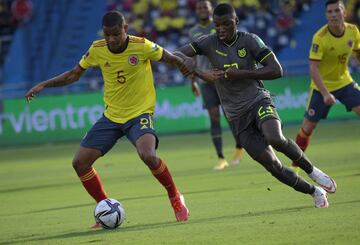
[160,49,194,76]
[25,65,86,102]
[175,44,197,58]
[174,44,216,83]
[310,60,336,105]
[225,52,283,81]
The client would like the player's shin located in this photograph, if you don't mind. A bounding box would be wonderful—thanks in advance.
[296,127,311,152]
[78,167,108,203]
[271,165,315,194]
[275,138,313,174]
[210,121,224,158]
[151,159,178,198]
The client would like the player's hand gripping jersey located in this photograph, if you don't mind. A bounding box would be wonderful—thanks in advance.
[190,32,273,121]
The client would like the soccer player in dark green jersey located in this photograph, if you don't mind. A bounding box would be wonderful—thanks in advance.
[189,0,244,170]
[176,3,337,208]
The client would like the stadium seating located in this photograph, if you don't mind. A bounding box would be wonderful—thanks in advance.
[1,0,316,98]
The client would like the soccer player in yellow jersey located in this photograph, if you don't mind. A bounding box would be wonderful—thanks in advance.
[25,11,194,225]
[293,0,360,170]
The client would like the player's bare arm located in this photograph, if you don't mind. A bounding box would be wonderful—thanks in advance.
[354,49,360,63]
[225,52,283,80]
[190,57,201,96]
[25,64,85,102]
[194,68,225,83]
[174,45,218,82]
[309,60,336,105]
[160,49,194,76]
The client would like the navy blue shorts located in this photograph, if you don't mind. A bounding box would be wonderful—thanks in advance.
[199,83,221,109]
[81,113,159,155]
[305,82,360,122]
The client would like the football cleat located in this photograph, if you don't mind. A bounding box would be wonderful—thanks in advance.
[312,186,329,208]
[213,158,229,170]
[230,148,244,166]
[170,192,189,222]
[308,167,337,193]
[90,222,102,229]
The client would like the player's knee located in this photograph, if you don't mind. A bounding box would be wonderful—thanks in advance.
[266,161,283,177]
[266,134,286,150]
[72,157,89,173]
[302,121,317,135]
[138,150,157,167]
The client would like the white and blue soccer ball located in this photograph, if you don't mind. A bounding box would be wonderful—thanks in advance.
[94,198,125,229]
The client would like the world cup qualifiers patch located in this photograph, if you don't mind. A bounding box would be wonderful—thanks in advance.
[128,55,139,65]
[152,43,159,51]
[312,44,319,53]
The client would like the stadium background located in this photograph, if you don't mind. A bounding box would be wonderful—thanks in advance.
[0,0,359,146]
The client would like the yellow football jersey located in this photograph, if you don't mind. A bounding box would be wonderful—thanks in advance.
[309,23,360,92]
[79,36,163,123]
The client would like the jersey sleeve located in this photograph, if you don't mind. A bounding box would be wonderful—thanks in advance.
[188,27,195,42]
[190,34,210,55]
[247,34,272,63]
[79,45,99,69]
[143,38,164,61]
[309,34,323,61]
[353,26,360,51]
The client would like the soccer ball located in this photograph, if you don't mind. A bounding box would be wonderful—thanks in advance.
[94,198,125,229]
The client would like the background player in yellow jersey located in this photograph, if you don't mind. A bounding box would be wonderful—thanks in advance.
[25,11,194,225]
[293,0,360,170]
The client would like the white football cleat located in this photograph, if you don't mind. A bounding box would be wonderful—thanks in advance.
[308,167,337,193]
[312,186,329,208]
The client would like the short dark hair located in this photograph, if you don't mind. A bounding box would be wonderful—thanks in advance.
[213,3,236,16]
[102,11,125,27]
[325,0,344,7]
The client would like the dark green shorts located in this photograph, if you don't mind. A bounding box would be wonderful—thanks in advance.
[229,98,280,159]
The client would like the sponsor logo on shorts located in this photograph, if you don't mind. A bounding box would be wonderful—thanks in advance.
[308,108,315,116]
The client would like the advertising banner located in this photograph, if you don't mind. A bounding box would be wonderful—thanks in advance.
[0,77,358,146]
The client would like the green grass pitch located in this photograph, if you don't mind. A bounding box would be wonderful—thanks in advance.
[0,121,359,244]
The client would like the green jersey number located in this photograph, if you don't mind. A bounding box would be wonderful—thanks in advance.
[223,63,239,78]
[258,106,274,120]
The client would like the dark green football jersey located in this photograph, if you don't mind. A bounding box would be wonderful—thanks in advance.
[190,31,273,121]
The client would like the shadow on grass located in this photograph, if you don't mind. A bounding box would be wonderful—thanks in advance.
[0,165,262,194]
[2,198,359,245]
[4,186,244,216]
